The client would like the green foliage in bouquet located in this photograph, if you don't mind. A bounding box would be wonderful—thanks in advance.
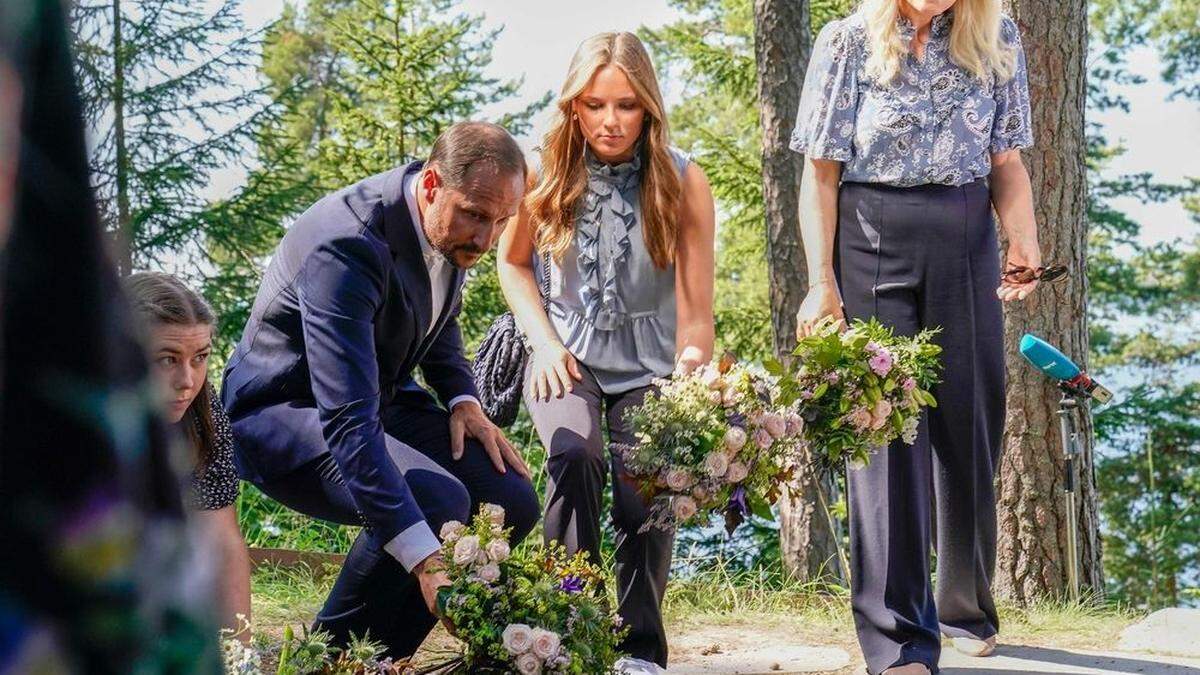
[770,317,943,468]
[433,505,626,674]
[619,356,807,533]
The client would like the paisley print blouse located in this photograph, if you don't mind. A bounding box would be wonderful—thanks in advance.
[789,10,1033,187]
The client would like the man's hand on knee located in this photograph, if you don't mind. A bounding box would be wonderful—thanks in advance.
[449,400,532,479]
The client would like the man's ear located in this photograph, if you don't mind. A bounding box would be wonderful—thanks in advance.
[420,166,442,204]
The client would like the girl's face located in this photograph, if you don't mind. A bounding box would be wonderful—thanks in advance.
[571,65,646,164]
[149,322,212,424]
[901,0,958,18]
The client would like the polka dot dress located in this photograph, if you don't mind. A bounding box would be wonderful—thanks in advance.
[189,383,240,511]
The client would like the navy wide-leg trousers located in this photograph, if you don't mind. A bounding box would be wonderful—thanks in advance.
[835,179,1005,674]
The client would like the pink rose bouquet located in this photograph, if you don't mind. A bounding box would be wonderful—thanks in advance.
[770,317,943,469]
[617,355,806,534]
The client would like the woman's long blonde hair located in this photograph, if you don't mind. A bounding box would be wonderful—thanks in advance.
[861,0,1017,84]
[526,32,682,269]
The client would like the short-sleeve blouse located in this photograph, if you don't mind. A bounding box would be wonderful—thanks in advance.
[789,10,1033,187]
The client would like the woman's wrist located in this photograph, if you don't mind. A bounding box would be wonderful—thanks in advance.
[528,337,563,355]
[808,265,837,287]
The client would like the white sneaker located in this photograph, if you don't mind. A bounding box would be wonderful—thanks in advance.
[615,657,665,674]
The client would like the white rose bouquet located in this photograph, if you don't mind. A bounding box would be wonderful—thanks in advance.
[429,505,625,674]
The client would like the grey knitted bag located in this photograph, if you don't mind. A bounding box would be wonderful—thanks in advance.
[472,254,550,427]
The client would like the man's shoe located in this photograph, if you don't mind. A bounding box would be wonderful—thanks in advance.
[615,657,665,674]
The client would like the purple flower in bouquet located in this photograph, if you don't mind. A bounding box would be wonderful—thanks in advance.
[729,485,749,516]
[902,377,917,392]
[868,349,894,377]
[825,371,841,384]
[558,575,585,594]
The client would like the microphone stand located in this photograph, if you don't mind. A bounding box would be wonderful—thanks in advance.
[1055,382,1088,603]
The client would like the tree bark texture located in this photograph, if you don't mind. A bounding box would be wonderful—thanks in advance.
[111,0,132,275]
[753,0,841,582]
[995,0,1103,603]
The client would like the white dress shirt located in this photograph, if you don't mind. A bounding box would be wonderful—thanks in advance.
[401,172,479,413]
[381,173,484,572]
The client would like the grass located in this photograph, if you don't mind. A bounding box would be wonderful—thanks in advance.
[248,557,1145,673]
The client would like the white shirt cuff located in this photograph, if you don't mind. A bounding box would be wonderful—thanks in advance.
[382,521,442,572]
[447,394,480,411]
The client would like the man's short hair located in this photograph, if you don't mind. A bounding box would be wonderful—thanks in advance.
[427,121,526,188]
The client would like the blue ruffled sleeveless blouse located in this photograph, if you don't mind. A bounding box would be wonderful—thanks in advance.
[537,145,692,394]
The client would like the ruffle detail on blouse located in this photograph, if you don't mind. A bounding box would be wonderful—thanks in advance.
[576,145,642,331]
[548,302,674,377]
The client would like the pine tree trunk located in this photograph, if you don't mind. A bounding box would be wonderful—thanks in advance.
[111,0,132,275]
[753,0,841,582]
[995,0,1103,603]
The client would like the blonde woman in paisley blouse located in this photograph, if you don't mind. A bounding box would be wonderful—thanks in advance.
[790,1,1045,674]
[125,272,253,640]
[497,32,716,675]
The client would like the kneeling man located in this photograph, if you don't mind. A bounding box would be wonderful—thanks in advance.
[222,121,538,657]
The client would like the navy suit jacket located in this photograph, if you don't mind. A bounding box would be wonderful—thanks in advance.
[221,161,477,546]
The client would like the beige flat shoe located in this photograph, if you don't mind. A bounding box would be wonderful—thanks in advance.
[950,635,997,657]
[882,664,931,675]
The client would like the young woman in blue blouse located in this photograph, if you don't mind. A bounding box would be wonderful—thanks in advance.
[791,1,1046,673]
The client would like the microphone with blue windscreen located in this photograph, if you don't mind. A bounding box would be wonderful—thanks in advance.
[1019,334,1113,403]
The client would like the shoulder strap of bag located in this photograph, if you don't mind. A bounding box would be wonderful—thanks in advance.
[538,251,551,310]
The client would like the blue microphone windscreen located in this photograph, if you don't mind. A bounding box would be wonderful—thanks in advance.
[1019,334,1081,380]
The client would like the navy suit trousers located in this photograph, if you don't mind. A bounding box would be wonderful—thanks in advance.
[250,393,539,658]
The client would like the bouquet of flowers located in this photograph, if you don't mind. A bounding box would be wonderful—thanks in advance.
[430,504,625,674]
[617,355,806,534]
[771,317,943,468]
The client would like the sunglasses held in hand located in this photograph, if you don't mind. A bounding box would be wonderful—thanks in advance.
[1001,263,1068,284]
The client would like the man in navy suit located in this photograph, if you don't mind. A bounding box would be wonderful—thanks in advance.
[221,122,539,657]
